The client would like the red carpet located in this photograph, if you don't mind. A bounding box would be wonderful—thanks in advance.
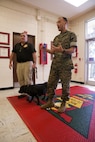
[7,86,95,142]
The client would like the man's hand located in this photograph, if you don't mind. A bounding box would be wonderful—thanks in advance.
[46,48,55,54]
[43,43,64,54]
[9,63,13,69]
[51,44,64,53]
[32,63,36,69]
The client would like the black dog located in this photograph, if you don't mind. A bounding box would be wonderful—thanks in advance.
[18,82,47,105]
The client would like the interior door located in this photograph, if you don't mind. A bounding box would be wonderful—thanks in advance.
[13,32,35,87]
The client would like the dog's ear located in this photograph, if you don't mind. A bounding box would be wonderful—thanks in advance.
[18,86,22,93]
[23,85,28,93]
[25,85,32,94]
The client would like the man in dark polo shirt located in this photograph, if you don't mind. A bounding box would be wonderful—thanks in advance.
[9,32,36,97]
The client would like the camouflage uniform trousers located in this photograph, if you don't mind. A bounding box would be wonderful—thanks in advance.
[47,60,72,103]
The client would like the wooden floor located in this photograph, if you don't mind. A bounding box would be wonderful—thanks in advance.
[0,83,95,142]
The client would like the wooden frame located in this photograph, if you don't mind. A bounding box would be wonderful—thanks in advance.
[0,46,10,58]
[0,32,10,45]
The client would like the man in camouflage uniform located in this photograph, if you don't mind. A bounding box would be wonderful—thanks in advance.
[41,17,77,113]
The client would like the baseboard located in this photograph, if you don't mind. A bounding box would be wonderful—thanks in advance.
[58,80,84,84]
[0,87,14,90]
[71,80,84,84]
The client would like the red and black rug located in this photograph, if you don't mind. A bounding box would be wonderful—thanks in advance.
[7,86,95,142]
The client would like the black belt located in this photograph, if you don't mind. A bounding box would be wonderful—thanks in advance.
[18,61,27,63]
[18,61,32,63]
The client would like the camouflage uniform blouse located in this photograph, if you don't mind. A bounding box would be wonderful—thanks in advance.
[52,30,77,70]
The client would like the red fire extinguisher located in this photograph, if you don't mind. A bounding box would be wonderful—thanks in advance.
[39,43,47,65]
[74,63,78,73]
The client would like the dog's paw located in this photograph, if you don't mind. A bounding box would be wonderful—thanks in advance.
[27,96,32,103]
[18,94,26,99]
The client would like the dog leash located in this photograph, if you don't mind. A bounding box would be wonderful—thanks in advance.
[32,67,38,79]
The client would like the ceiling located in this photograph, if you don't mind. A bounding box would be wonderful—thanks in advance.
[14,0,95,19]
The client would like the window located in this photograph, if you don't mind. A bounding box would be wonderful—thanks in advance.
[86,18,95,39]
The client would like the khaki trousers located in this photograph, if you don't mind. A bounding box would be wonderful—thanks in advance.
[16,61,33,86]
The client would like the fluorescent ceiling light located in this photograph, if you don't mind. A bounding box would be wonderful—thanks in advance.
[64,0,88,7]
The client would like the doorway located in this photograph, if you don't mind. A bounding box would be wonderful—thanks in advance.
[86,18,95,85]
[87,39,95,85]
[13,32,35,87]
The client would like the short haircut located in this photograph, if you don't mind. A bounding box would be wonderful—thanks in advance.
[62,17,68,22]
[21,31,27,35]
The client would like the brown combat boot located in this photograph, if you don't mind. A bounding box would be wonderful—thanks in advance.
[41,99,54,109]
[57,101,66,113]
